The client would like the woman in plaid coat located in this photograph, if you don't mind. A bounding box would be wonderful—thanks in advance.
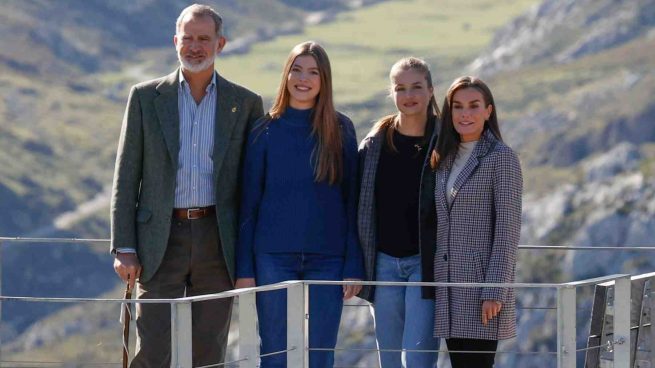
[431,76,523,367]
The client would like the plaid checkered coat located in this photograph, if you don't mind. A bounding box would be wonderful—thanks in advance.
[433,129,522,340]
[356,125,438,302]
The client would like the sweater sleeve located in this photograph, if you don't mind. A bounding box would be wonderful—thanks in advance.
[341,117,365,279]
[236,120,268,279]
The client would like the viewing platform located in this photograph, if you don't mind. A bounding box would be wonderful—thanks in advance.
[0,237,653,368]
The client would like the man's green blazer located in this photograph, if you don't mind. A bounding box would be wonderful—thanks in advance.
[110,69,264,284]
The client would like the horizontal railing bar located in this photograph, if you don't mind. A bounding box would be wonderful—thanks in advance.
[519,245,655,250]
[337,303,559,310]
[562,274,629,287]
[0,295,186,303]
[309,280,562,288]
[575,343,611,353]
[312,347,560,355]
[258,347,298,358]
[517,306,557,310]
[588,323,651,337]
[0,236,109,243]
[176,280,304,302]
[2,237,655,251]
[598,271,655,286]
[0,281,305,303]
[0,275,630,301]
[0,282,562,302]
[0,361,119,366]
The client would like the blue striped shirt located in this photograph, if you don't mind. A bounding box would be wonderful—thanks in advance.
[174,70,217,208]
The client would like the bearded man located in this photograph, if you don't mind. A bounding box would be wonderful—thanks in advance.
[110,4,264,367]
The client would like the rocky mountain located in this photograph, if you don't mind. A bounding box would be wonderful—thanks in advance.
[502,142,655,368]
[471,0,655,171]
[523,143,655,259]
[2,0,655,365]
[469,0,655,76]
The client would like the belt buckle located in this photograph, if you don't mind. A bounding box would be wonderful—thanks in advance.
[186,208,203,220]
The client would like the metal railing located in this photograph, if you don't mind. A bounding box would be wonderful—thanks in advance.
[0,237,652,368]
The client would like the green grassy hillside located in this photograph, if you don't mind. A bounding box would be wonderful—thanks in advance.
[218,0,539,106]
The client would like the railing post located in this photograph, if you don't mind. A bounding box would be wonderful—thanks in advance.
[239,292,259,368]
[557,284,577,368]
[613,275,632,368]
[287,282,308,368]
[170,301,193,368]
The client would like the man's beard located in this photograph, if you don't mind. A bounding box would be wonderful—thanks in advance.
[178,53,215,73]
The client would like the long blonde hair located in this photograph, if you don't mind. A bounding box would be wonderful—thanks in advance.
[368,57,440,151]
[268,41,343,184]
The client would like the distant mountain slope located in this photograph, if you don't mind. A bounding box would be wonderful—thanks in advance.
[470,0,655,75]
[0,1,306,74]
[470,0,655,170]
[0,0,387,76]
[497,34,655,168]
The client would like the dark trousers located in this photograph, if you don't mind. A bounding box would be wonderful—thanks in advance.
[446,338,498,368]
[131,214,233,368]
[255,253,345,368]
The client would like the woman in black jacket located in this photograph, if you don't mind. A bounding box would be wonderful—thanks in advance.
[357,57,440,368]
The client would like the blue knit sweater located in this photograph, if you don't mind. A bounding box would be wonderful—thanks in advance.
[236,107,364,279]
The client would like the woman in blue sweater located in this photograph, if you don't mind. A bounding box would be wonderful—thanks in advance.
[236,41,364,368]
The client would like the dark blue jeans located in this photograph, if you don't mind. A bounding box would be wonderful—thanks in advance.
[255,253,344,368]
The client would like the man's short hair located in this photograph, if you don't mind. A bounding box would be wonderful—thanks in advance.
[176,4,223,38]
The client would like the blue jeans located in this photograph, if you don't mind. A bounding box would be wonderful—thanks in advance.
[372,252,439,368]
[255,253,344,368]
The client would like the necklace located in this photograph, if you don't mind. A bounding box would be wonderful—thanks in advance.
[414,143,423,152]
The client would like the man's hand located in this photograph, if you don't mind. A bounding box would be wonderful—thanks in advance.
[114,252,142,291]
[343,278,362,300]
[235,278,256,289]
[481,300,503,326]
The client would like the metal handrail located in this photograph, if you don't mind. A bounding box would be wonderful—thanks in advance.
[0,275,634,368]
[0,237,642,367]
[2,236,655,251]
[0,274,627,303]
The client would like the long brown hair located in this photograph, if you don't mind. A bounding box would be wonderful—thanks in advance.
[431,76,502,169]
[269,41,342,184]
[368,57,440,151]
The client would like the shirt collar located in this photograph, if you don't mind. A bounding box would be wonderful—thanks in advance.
[178,69,217,93]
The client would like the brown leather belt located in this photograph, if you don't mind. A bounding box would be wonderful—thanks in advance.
[173,206,215,220]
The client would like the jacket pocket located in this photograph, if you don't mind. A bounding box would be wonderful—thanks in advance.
[136,208,152,224]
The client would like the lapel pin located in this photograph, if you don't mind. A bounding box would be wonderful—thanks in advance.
[231,106,237,113]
